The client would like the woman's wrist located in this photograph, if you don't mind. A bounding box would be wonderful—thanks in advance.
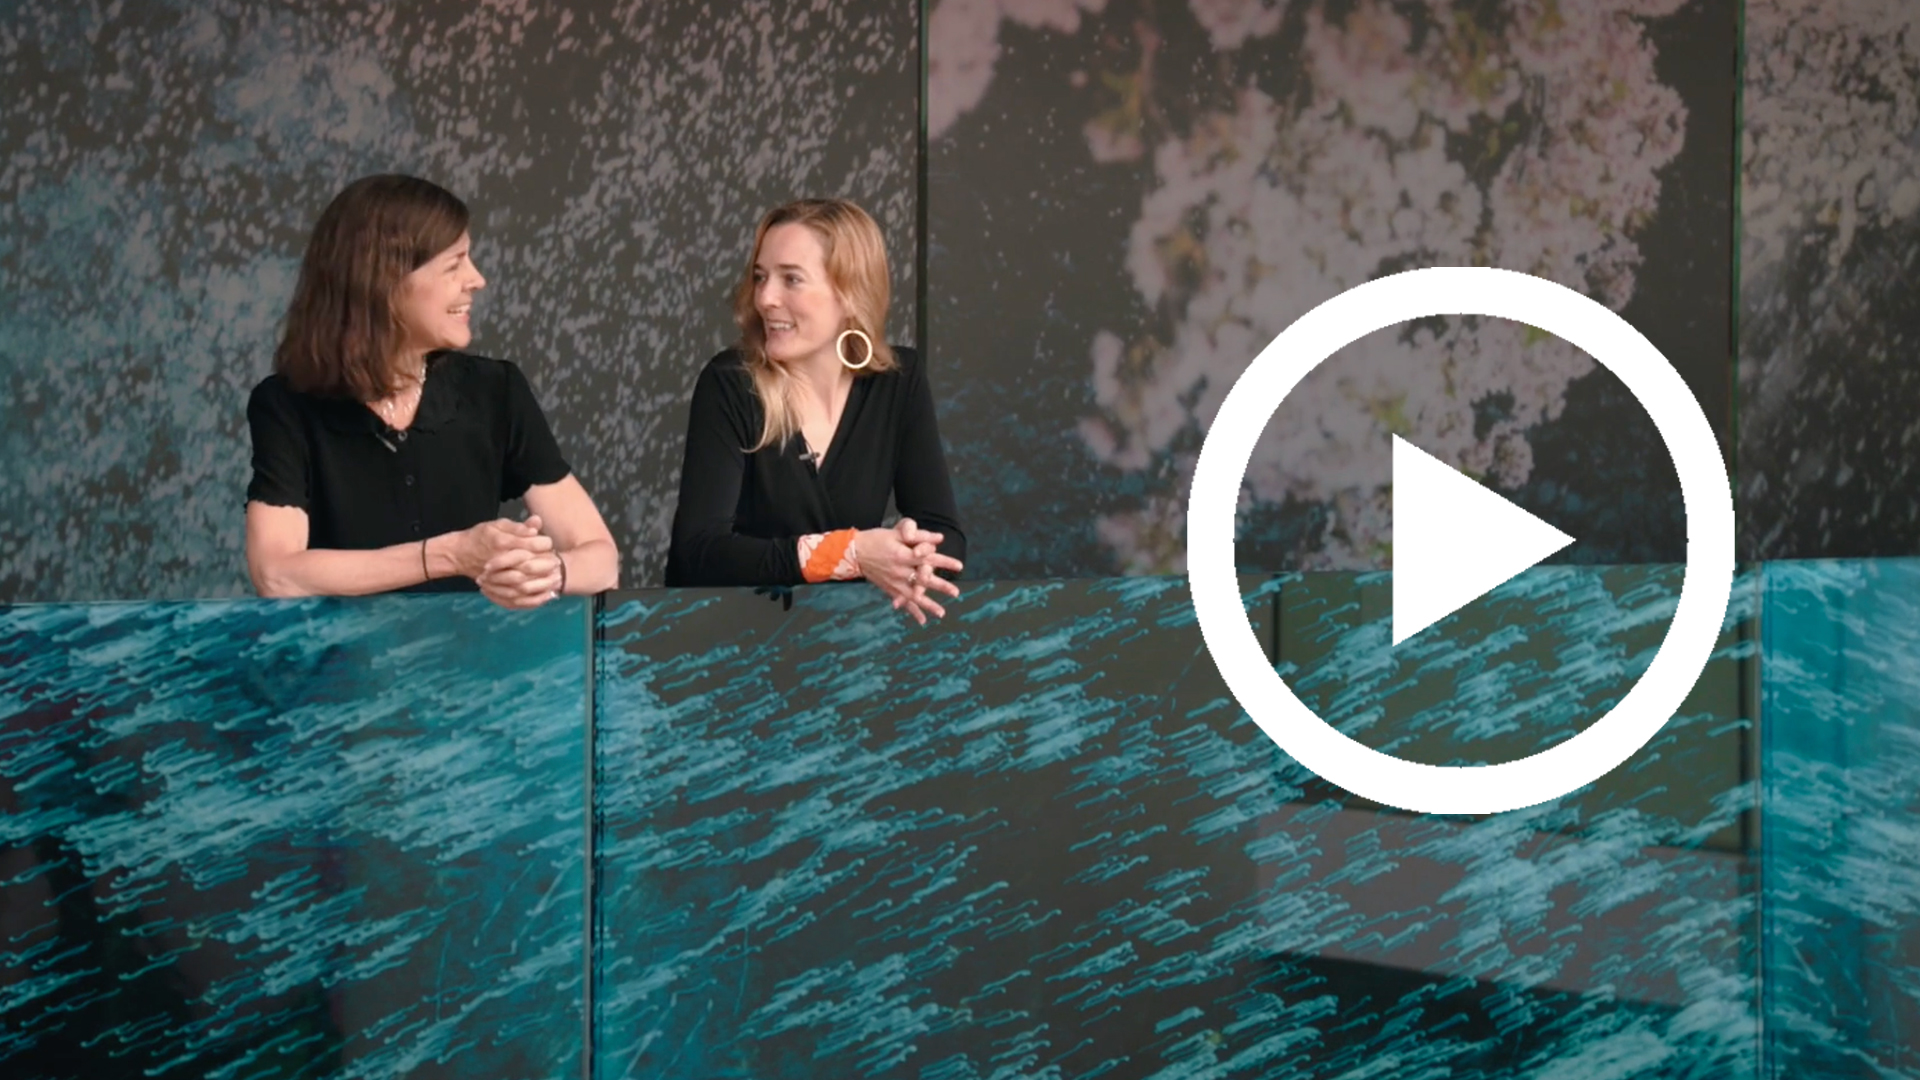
[798,529,861,583]
[424,533,463,580]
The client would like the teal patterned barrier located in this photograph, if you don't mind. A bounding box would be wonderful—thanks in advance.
[0,596,591,1079]
[1761,560,1920,1079]
[3,565,1915,1077]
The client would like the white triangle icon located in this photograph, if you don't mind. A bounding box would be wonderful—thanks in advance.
[1391,435,1576,646]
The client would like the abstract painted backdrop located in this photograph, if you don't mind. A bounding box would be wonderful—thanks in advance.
[12,0,1920,594]
[928,0,1735,577]
[0,0,917,601]
[1738,0,1920,560]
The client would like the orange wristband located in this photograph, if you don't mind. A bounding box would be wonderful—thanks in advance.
[799,529,860,583]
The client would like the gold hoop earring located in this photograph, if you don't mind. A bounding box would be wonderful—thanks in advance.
[836,328,873,371]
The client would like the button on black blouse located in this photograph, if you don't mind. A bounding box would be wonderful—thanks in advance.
[245,352,570,593]
[664,346,966,587]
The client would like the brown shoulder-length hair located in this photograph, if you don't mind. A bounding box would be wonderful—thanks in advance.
[731,198,896,452]
[273,174,469,401]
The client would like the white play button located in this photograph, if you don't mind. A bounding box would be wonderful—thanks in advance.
[1391,435,1576,645]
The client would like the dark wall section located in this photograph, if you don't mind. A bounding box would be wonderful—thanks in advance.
[928,0,1736,578]
[0,0,918,601]
[1738,0,1920,560]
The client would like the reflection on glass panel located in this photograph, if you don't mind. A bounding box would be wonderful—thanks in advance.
[0,597,588,1079]
[594,573,1757,1076]
[1762,561,1920,1078]
[1277,567,1752,840]
[1258,567,1758,1074]
[592,578,1277,1078]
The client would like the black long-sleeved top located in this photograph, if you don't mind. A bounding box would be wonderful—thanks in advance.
[664,346,966,586]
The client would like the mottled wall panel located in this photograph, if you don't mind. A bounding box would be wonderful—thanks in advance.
[0,596,589,1079]
[594,575,1757,1077]
[1738,2,1920,560]
[929,0,1735,578]
[0,0,917,601]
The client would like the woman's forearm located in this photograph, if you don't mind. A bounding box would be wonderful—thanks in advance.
[251,535,458,597]
[557,537,620,594]
[670,524,805,587]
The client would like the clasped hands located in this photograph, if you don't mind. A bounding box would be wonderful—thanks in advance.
[454,515,960,619]
[857,517,964,625]
[451,515,565,609]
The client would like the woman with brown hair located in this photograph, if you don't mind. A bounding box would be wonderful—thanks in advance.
[664,198,965,622]
[245,174,617,606]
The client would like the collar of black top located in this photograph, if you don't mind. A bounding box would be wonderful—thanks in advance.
[314,351,461,435]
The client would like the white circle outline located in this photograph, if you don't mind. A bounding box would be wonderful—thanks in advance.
[1186,267,1734,815]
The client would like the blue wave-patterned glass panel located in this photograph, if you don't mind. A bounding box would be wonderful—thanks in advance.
[1762,560,1920,1078]
[0,596,589,1080]
[594,571,1757,1078]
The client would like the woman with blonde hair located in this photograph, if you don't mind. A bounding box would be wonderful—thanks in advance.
[664,198,965,622]
[245,174,618,607]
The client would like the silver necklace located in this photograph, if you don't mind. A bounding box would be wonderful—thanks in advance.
[375,374,424,428]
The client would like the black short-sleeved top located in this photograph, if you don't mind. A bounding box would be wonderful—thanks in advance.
[664,346,966,587]
[246,352,571,593]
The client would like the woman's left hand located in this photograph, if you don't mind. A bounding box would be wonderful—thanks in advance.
[856,526,957,624]
[478,546,564,609]
[887,517,963,623]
